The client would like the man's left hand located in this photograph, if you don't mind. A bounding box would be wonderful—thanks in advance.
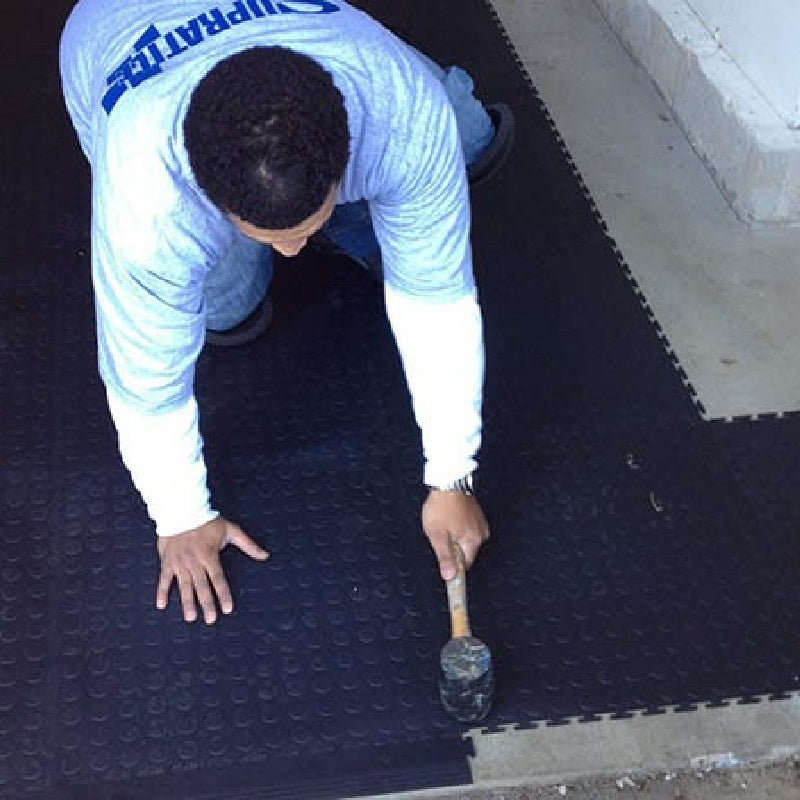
[421,491,490,581]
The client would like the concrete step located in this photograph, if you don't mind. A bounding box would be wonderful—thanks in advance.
[593,0,800,225]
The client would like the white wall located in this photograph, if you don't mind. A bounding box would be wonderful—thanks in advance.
[687,0,800,128]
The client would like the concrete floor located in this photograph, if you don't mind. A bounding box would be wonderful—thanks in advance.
[491,0,800,423]
[354,0,800,797]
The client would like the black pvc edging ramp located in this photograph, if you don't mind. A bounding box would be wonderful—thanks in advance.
[1,0,799,797]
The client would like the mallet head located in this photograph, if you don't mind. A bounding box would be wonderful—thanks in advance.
[439,634,494,723]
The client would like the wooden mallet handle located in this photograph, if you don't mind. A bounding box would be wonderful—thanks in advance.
[446,542,471,639]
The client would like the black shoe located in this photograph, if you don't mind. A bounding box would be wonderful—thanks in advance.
[205,295,273,347]
[467,103,515,188]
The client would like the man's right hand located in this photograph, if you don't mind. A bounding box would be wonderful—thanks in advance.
[156,517,269,624]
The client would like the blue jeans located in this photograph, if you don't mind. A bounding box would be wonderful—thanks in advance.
[205,61,493,331]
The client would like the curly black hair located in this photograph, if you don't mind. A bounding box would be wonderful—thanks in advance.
[184,46,350,230]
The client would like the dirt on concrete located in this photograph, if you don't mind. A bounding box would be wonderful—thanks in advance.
[448,759,800,800]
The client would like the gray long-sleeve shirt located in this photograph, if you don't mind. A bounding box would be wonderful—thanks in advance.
[60,0,484,534]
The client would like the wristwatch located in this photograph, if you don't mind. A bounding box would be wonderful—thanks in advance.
[426,471,476,496]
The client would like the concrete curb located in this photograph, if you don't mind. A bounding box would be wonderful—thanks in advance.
[593,0,800,225]
[356,694,800,799]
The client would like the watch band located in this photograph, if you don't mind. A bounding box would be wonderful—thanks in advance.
[427,471,475,495]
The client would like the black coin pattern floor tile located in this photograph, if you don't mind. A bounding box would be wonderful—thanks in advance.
[1,0,799,797]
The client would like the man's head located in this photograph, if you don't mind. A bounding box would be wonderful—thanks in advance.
[184,46,350,253]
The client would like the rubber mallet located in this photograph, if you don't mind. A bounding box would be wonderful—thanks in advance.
[438,543,494,723]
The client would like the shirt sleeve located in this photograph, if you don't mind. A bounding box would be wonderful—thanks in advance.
[90,107,227,535]
[107,392,218,536]
[383,284,484,487]
[59,9,93,160]
[369,68,484,484]
[367,69,475,303]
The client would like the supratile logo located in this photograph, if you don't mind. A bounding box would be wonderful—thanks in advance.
[102,0,341,114]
